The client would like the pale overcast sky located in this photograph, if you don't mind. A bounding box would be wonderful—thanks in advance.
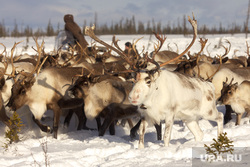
[0,0,249,30]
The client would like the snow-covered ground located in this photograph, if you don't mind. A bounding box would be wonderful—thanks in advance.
[1,33,250,167]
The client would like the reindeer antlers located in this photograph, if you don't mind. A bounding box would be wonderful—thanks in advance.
[152,32,166,57]
[159,14,197,67]
[85,25,135,69]
[86,13,197,73]
[221,39,231,58]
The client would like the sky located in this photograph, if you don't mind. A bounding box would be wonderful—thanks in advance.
[0,0,249,31]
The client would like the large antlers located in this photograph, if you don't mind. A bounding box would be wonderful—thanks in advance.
[85,13,197,73]
[17,38,45,79]
[221,39,231,58]
[160,14,197,67]
[85,26,134,68]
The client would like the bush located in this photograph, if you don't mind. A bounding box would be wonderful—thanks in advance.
[204,132,234,160]
[3,111,23,150]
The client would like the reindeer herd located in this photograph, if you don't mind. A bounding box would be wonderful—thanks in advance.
[1,15,250,148]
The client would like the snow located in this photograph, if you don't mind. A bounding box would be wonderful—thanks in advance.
[1,34,250,166]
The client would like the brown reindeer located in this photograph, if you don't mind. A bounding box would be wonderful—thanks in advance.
[6,39,87,139]
[218,78,250,125]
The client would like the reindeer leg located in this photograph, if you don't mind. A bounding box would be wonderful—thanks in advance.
[96,116,101,131]
[236,113,243,125]
[245,108,250,117]
[73,104,95,131]
[64,109,74,128]
[130,119,141,139]
[109,121,115,135]
[32,115,51,133]
[50,103,62,139]
[99,115,114,136]
[203,108,224,137]
[29,103,52,135]
[120,119,127,127]
[216,112,224,136]
[71,106,85,130]
[127,118,134,129]
[224,105,233,124]
[138,117,148,149]
[185,120,203,141]
[164,112,174,147]
[80,105,96,130]
[154,122,162,140]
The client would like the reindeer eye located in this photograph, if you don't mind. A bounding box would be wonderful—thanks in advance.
[228,91,232,95]
[20,89,26,95]
[146,80,151,85]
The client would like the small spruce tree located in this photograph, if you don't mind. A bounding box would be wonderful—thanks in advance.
[3,111,23,150]
[204,132,234,160]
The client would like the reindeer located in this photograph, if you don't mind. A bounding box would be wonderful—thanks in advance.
[68,73,162,139]
[211,67,250,123]
[0,41,38,128]
[6,40,86,139]
[68,74,139,136]
[211,39,245,67]
[175,38,243,80]
[218,78,250,125]
[127,15,223,148]
[64,28,164,138]
[173,39,250,125]
[0,41,38,104]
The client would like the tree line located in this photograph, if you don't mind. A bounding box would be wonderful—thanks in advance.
[0,15,249,38]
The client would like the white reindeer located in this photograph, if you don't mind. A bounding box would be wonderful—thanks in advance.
[129,68,224,148]
[128,15,224,148]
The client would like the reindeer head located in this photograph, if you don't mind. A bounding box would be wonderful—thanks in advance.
[68,75,91,99]
[217,78,238,105]
[7,76,36,110]
[175,38,208,77]
[128,14,197,106]
[128,70,160,105]
[7,38,44,110]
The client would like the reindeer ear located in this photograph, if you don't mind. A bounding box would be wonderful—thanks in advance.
[148,69,158,76]
[222,57,228,63]
[190,60,197,67]
[31,77,36,85]
[232,82,238,89]
[90,76,100,83]
[24,77,36,89]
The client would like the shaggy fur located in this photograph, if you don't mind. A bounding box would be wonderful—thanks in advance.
[129,68,223,148]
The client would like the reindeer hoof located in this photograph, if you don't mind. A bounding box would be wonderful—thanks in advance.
[47,127,53,133]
